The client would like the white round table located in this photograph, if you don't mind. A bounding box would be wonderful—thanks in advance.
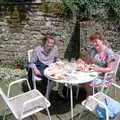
[44,67,98,120]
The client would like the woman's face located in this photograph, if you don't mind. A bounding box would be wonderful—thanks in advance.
[90,39,104,51]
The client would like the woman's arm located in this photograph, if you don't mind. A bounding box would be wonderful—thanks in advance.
[90,62,114,73]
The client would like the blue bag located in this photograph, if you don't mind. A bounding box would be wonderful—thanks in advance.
[96,105,106,120]
[105,97,120,119]
[95,97,120,120]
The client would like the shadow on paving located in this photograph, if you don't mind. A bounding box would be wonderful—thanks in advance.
[48,87,87,115]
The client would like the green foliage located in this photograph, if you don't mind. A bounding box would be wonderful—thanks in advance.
[61,0,104,20]
[61,0,75,18]
[105,0,120,20]
[0,67,27,94]
[61,0,120,20]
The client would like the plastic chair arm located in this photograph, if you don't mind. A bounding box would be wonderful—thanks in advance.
[112,83,120,89]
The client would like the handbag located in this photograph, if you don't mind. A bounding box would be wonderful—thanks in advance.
[95,97,120,120]
[96,104,106,120]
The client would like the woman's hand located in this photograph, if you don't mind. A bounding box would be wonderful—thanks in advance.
[76,58,85,64]
[33,68,41,76]
[89,64,100,72]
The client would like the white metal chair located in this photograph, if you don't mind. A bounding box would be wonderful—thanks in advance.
[27,49,53,99]
[81,83,120,120]
[100,51,120,92]
[28,49,42,89]
[1,78,51,120]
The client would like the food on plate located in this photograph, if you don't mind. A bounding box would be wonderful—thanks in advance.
[76,58,90,72]
[50,61,71,73]
[54,73,67,80]
[48,69,68,80]
[49,61,65,70]
[55,61,65,68]
[56,61,64,65]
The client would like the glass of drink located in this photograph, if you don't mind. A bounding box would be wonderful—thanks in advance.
[70,58,77,73]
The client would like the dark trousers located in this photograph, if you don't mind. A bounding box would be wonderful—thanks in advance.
[27,61,48,94]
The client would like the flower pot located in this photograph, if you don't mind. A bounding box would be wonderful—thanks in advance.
[15,64,23,69]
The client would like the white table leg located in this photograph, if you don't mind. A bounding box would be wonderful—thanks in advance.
[46,80,53,100]
[70,85,73,120]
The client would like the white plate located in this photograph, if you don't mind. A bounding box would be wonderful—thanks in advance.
[46,68,66,80]
[69,71,98,84]
[87,71,98,77]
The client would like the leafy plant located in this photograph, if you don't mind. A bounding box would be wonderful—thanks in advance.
[61,0,120,20]
[61,0,105,20]
[105,0,120,20]
[0,67,27,95]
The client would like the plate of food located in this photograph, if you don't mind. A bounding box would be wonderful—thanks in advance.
[47,68,68,80]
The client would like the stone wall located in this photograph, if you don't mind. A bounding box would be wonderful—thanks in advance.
[0,4,120,65]
[0,4,76,65]
[80,20,120,52]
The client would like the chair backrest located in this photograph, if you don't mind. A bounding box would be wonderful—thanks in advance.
[0,88,16,116]
[27,49,33,62]
[113,52,120,75]
[101,52,120,90]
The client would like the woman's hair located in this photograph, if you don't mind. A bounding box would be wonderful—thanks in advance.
[42,35,55,45]
[89,32,108,45]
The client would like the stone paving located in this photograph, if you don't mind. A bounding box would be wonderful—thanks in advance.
[1,81,120,120]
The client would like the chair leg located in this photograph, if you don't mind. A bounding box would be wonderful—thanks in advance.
[46,108,51,120]
[3,111,6,120]
[3,106,9,120]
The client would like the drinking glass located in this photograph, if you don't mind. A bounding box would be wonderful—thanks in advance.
[69,58,77,73]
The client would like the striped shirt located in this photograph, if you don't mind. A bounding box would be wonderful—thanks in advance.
[29,45,59,69]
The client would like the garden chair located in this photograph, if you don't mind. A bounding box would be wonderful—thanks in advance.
[27,49,53,99]
[76,51,120,99]
[28,49,42,89]
[81,83,120,120]
[1,78,51,120]
[100,51,120,92]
